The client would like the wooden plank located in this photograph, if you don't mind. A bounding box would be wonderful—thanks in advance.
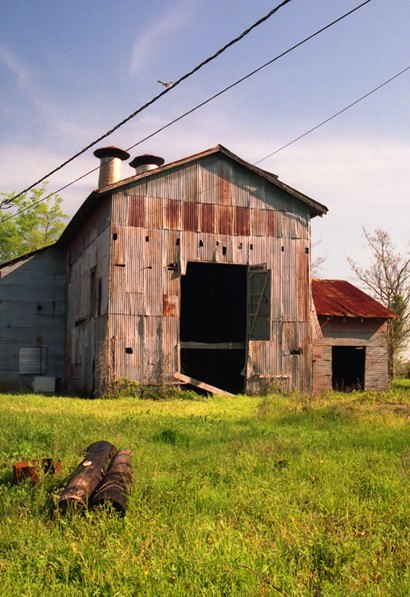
[174,372,235,396]
[180,341,245,350]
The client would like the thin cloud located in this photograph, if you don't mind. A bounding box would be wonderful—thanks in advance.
[129,1,194,77]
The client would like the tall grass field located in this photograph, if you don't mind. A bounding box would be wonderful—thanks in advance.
[0,385,409,595]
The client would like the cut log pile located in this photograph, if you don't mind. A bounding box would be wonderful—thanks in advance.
[58,441,132,515]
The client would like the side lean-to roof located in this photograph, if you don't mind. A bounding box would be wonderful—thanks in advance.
[312,279,396,319]
[59,144,328,244]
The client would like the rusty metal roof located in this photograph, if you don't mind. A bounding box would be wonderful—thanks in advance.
[312,279,395,319]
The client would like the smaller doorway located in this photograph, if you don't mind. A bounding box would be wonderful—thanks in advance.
[332,346,365,391]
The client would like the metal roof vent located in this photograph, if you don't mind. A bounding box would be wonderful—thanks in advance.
[94,146,130,188]
[129,154,165,175]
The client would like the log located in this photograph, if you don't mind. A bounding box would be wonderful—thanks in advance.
[91,449,132,514]
[58,441,116,513]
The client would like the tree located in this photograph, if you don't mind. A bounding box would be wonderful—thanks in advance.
[348,228,410,378]
[0,184,68,263]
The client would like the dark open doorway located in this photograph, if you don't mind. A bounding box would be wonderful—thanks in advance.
[180,262,247,394]
[332,346,365,391]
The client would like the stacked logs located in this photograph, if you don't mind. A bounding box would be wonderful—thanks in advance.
[58,441,132,515]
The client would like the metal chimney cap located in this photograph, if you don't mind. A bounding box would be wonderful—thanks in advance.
[129,154,165,169]
[94,146,130,160]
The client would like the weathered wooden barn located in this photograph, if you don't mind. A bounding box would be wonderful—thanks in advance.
[0,144,394,395]
[312,279,395,392]
[61,145,327,395]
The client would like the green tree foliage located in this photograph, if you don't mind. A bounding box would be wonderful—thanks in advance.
[348,228,410,378]
[0,184,68,263]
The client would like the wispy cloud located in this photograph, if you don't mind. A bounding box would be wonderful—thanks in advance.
[0,46,49,116]
[129,1,194,77]
[0,46,101,142]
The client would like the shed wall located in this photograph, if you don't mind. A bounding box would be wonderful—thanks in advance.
[0,247,66,391]
[312,316,390,392]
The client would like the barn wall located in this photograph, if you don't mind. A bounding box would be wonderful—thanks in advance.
[66,196,111,395]
[108,155,312,393]
[312,316,390,392]
[0,246,66,391]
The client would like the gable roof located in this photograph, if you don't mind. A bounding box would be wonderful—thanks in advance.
[59,144,327,245]
[101,144,327,216]
[312,279,396,319]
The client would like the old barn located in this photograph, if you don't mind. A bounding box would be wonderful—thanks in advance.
[0,144,394,395]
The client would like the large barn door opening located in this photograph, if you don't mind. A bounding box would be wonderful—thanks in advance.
[180,262,247,394]
[332,346,366,391]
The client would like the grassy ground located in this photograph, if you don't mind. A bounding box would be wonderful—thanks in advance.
[0,385,409,596]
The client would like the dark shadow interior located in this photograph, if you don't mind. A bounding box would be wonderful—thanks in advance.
[332,346,365,391]
[180,262,247,393]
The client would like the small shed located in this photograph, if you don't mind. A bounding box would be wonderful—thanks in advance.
[312,279,395,392]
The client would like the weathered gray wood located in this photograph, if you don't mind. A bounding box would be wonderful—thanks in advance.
[58,441,117,513]
[180,342,245,350]
[174,372,235,396]
[91,449,132,514]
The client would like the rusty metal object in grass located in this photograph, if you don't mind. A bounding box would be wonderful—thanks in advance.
[58,441,116,513]
[91,449,132,514]
[13,458,62,485]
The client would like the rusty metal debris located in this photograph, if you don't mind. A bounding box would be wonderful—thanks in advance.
[12,458,62,485]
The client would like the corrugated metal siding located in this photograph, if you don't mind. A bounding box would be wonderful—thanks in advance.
[66,205,111,395]
[106,153,313,392]
[0,246,66,391]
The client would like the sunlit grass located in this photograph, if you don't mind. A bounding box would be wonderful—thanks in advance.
[0,389,409,595]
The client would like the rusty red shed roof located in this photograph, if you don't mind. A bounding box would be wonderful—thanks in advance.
[312,279,396,319]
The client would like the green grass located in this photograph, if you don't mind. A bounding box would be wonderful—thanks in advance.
[0,387,409,596]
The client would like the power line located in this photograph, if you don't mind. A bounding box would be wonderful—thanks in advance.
[254,65,410,164]
[1,0,377,224]
[2,0,295,208]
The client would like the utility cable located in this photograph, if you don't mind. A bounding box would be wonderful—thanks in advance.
[2,0,295,207]
[1,0,377,223]
[254,65,410,164]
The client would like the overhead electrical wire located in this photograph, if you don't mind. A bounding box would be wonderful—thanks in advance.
[254,65,410,164]
[2,0,295,208]
[2,0,379,223]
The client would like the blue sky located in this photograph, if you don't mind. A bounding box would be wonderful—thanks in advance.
[1,0,410,281]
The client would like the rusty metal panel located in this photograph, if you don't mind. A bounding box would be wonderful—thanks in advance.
[312,279,395,319]
[234,206,250,236]
[218,205,233,235]
[251,208,267,237]
[164,198,181,230]
[145,197,163,229]
[128,195,145,227]
[266,210,276,237]
[163,294,177,317]
[199,203,216,233]
[183,202,199,232]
